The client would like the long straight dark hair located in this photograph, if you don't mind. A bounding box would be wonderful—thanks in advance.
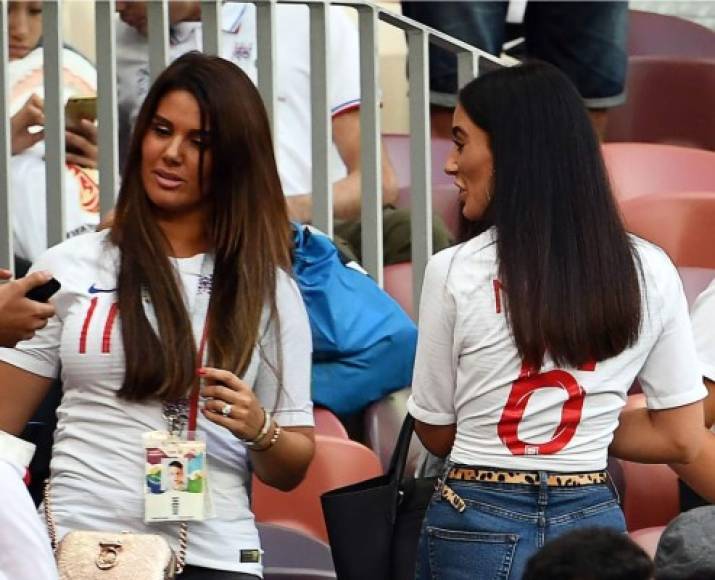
[458,61,642,369]
[111,52,292,401]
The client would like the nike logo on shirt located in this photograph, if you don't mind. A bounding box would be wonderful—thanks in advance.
[88,284,116,294]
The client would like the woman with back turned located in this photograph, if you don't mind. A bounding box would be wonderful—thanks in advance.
[409,62,706,580]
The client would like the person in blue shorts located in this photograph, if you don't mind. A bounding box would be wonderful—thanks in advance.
[401,1,628,138]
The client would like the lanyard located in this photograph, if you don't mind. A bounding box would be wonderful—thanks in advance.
[188,324,209,432]
[142,253,215,436]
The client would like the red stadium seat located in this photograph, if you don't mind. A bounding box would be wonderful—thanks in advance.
[605,57,715,150]
[619,458,680,531]
[617,395,680,531]
[620,191,715,268]
[252,435,382,542]
[628,10,715,58]
[383,261,414,319]
[258,522,336,579]
[678,267,715,307]
[383,134,453,189]
[385,134,461,239]
[313,407,349,439]
[629,525,666,558]
[603,143,715,202]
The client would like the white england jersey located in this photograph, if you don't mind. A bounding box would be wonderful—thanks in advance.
[691,279,715,382]
[0,231,313,575]
[408,228,706,472]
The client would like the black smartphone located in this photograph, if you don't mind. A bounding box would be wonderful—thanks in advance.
[25,278,61,303]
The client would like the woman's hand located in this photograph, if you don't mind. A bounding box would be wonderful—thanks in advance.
[199,366,315,491]
[11,94,45,155]
[199,367,266,442]
[65,119,98,169]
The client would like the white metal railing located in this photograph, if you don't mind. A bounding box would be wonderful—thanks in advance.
[0,0,506,316]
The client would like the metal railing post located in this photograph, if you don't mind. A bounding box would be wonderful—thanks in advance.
[0,0,11,270]
[43,0,65,249]
[407,27,431,318]
[256,0,277,133]
[201,0,222,56]
[147,0,169,82]
[356,4,382,285]
[308,1,333,236]
[95,0,119,215]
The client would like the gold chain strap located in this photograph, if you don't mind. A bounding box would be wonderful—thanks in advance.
[43,480,189,571]
[43,480,58,552]
[175,521,188,574]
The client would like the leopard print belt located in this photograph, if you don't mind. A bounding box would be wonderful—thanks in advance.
[447,466,608,487]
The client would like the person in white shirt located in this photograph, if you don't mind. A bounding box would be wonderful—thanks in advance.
[691,280,715,425]
[114,1,452,265]
[673,280,715,510]
[408,62,707,580]
[0,53,314,580]
[0,269,57,580]
[7,1,100,262]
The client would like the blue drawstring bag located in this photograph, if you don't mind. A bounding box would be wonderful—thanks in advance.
[292,224,417,415]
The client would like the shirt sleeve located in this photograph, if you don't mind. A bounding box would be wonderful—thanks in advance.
[0,458,58,580]
[691,279,715,382]
[0,252,62,379]
[253,270,314,427]
[638,253,708,409]
[328,8,361,116]
[407,251,459,425]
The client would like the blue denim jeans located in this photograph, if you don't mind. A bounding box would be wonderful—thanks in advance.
[415,471,625,580]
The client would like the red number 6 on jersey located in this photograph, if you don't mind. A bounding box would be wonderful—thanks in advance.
[497,362,593,456]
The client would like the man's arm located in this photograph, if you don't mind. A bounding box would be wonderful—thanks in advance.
[0,270,55,348]
[285,109,399,223]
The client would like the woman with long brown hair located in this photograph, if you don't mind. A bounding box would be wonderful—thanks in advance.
[0,52,314,579]
[409,62,707,580]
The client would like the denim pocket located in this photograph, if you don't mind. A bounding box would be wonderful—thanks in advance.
[426,526,518,580]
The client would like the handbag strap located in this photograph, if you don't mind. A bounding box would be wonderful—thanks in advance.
[386,413,416,484]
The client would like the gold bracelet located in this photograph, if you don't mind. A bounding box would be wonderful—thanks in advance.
[242,408,272,448]
[252,423,281,453]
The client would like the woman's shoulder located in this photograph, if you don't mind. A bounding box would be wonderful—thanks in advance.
[427,228,497,278]
[629,234,678,279]
[628,235,685,310]
[276,266,305,305]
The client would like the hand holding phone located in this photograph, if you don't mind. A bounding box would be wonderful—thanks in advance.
[25,277,61,303]
[65,97,98,169]
[0,272,57,347]
[65,96,97,125]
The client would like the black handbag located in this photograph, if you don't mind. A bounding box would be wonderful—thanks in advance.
[321,414,435,580]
